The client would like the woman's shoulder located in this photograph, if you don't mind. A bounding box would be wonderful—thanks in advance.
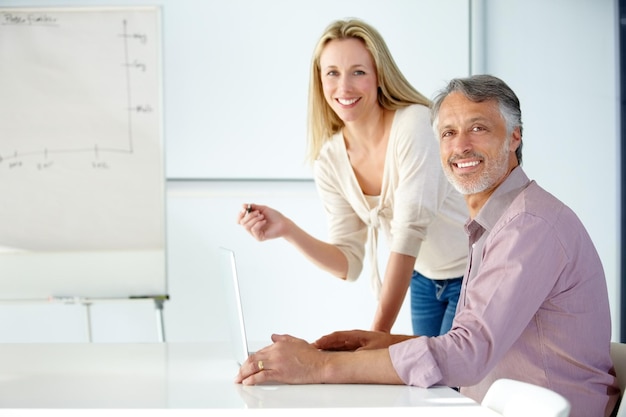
[392,104,434,140]
[315,131,346,172]
[388,104,437,156]
[395,103,431,121]
[317,131,343,156]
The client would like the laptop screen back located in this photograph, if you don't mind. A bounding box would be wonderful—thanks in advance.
[218,247,250,366]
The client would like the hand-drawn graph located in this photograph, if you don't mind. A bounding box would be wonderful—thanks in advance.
[0,9,156,165]
[0,7,163,251]
[0,7,166,300]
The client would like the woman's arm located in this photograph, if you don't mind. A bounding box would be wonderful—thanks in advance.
[238,203,348,279]
[371,252,416,333]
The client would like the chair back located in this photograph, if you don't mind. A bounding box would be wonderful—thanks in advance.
[611,342,626,417]
[481,378,570,417]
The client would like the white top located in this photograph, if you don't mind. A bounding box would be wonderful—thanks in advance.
[314,104,468,296]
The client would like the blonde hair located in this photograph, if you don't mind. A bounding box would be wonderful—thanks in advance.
[306,18,431,164]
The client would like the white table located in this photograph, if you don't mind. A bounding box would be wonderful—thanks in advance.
[0,343,499,416]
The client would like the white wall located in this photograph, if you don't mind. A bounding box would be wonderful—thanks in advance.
[164,0,622,344]
[0,0,620,343]
[162,0,621,344]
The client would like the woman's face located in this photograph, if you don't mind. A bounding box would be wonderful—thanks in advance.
[319,38,379,124]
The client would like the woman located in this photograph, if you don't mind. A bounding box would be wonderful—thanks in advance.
[237,19,467,336]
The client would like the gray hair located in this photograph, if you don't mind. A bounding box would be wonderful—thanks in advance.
[431,74,523,164]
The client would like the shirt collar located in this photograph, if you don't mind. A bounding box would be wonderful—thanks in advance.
[468,166,532,233]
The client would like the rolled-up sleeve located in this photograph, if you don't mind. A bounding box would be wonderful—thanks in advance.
[389,337,443,386]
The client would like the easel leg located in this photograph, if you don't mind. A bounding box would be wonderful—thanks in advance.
[154,297,166,342]
[84,302,93,342]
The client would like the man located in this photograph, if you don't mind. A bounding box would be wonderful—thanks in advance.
[235,75,621,417]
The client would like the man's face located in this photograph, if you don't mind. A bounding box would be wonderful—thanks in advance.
[436,92,519,195]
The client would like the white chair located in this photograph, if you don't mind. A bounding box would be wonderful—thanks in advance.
[482,378,571,417]
[611,342,626,417]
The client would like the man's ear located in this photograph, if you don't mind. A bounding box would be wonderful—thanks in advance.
[510,127,522,152]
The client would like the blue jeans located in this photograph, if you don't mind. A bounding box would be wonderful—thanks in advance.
[410,271,462,336]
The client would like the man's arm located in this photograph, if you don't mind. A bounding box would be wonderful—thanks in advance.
[236,333,408,385]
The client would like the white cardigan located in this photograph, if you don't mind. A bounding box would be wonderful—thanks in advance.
[313,104,468,297]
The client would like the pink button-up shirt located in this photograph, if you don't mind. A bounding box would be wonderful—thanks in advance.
[389,167,620,417]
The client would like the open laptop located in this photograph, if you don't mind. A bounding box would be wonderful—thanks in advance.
[218,246,254,365]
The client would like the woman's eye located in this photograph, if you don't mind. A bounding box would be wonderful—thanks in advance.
[353,70,365,76]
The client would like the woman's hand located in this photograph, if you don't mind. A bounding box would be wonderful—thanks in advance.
[236,203,292,241]
[314,329,415,351]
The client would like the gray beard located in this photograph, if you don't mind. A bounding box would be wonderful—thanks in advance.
[444,138,511,195]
